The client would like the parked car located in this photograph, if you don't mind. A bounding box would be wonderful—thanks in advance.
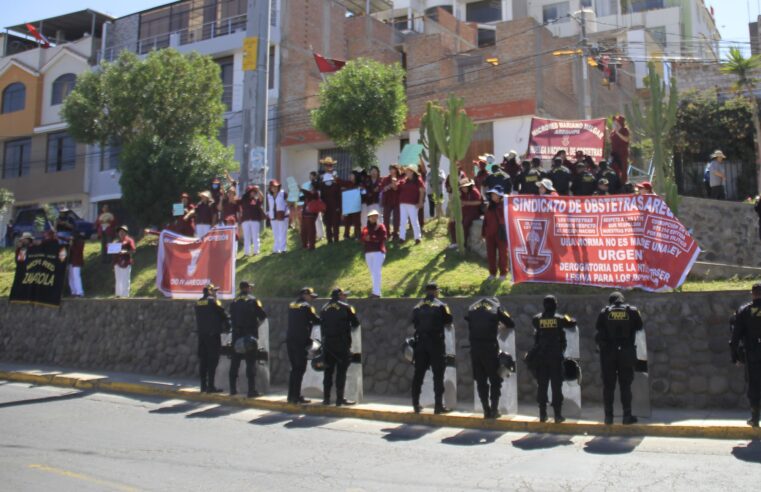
[11,208,96,242]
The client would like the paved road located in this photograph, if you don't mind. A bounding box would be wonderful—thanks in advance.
[0,383,759,491]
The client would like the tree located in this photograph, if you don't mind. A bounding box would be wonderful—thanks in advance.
[0,188,13,216]
[311,58,407,169]
[62,49,234,227]
[721,47,761,195]
[419,101,444,217]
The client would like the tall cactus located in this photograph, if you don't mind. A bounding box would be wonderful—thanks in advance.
[419,101,443,217]
[625,62,680,213]
[429,95,476,254]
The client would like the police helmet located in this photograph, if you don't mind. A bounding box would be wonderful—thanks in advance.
[497,351,517,378]
[234,335,259,355]
[402,337,416,364]
[311,351,326,371]
[609,291,625,304]
[562,358,582,383]
[543,295,557,311]
[306,339,323,360]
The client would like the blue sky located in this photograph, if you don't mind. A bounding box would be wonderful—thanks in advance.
[1,0,755,57]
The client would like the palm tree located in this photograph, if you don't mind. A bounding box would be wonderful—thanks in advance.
[721,47,761,195]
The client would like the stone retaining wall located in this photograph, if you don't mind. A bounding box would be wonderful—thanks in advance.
[0,292,750,409]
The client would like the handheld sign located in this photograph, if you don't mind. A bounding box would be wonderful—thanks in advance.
[342,188,361,215]
[107,243,122,255]
[172,203,184,216]
[399,143,425,167]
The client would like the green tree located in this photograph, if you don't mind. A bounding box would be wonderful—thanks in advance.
[62,49,233,227]
[720,47,761,195]
[0,188,13,215]
[311,58,407,169]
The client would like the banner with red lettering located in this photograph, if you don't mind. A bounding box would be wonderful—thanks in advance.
[505,195,700,291]
[156,226,237,299]
[528,117,606,160]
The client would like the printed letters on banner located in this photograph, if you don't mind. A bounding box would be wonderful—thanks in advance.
[527,117,606,160]
[10,241,69,307]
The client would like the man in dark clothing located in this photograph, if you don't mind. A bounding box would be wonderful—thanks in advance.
[411,282,454,414]
[465,297,515,418]
[548,158,572,196]
[195,283,230,393]
[595,291,644,425]
[287,287,321,404]
[319,157,342,243]
[320,288,360,406]
[484,164,512,195]
[754,196,761,241]
[571,162,597,196]
[228,281,267,397]
[519,159,543,194]
[730,283,761,427]
[596,160,621,194]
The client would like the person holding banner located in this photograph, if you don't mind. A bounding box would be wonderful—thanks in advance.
[240,185,265,256]
[361,209,386,298]
[482,186,508,281]
[189,191,215,238]
[610,115,630,184]
[381,164,402,240]
[538,179,559,197]
[267,180,290,254]
[398,166,425,244]
[112,225,135,298]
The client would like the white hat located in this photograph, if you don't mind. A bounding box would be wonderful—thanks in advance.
[539,178,555,192]
[504,150,518,160]
[710,150,726,159]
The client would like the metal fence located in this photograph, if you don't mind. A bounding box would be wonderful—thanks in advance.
[679,161,746,200]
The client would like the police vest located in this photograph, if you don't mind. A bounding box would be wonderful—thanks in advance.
[195,297,227,336]
[414,298,450,337]
[230,295,264,337]
[602,304,636,345]
[740,303,761,351]
[533,313,571,354]
[287,300,317,344]
[320,301,355,339]
[467,300,500,343]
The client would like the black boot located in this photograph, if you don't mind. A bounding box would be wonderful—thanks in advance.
[748,407,760,427]
[434,396,452,414]
[489,399,501,419]
[604,414,614,425]
[247,385,261,398]
[323,385,331,405]
[553,406,565,424]
[229,377,237,396]
[622,413,638,425]
[480,398,491,419]
[539,405,548,423]
[412,396,422,414]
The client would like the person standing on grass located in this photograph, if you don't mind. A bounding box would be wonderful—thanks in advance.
[240,185,265,256]
[381,164,402,240]
[361,209,387,298]
[398,165,425,244]
[113,225,135,298]
[482,186,508,281]
[96,204,116,263]
[267,180,289,254]
[68,232,85,297]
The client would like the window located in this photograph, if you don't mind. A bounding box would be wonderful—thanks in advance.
[542,2,570,23]
[595,0,618,17]
[477,28,496,47]
[51,73,77,105]
[100,139,121,171]
[2,138,31,178]
[649,26,667,48]
[580,0,593,8]
[318,148,352,180]
[457,56,483,83]
[2,82,26,113]
[217,56,234,111]
[628,0,664,13]
[47,132,76,172]
[465,0,502,23]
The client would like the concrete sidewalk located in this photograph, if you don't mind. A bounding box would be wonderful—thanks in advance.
[1,362,759,440]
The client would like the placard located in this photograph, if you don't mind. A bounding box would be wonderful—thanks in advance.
[342,188,361,215]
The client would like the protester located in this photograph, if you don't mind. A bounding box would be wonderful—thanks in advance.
[362,165,382,228]
[267,179,289,254]
[447,177,482,250]
[319,157,342,243]
[474,157,490,195]
[482,186,508,281]
[68,232,85,297]
[548,158,572,195]
[219,186,240,226]
[166,193,195,237]
[417,160,427,228]
[96,204,116,263]
[381,164,402,240]
[240,185,265,256]
[707,150,727,200]
[113,225,135,298]
[4,220,13,247]
[15,232,33,263]
[610,115,630,183]
[398,166,425,244]
[425,163,446,219]
[300,172,322,251]
[189,191,215,238]
[538,179,559,197]
[361,209,386,298]
[342,168,363,240]
[635,181,655,195]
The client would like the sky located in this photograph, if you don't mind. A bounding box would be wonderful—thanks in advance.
[0,0,757,57]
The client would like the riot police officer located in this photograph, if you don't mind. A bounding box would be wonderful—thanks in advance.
[531,295,575,423]
[228,281,267,397]
[287,287,321,404]
[465,298,515,419]
[320,288,360,406]
[410,282,453,414]
[730,283,761,427]
[595,291,644,425]
[194,283,230,393]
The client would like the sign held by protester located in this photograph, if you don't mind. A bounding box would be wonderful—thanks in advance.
[527,117,606,160]
[156,226,237,299]
[10,242,69,307]
[342,188,361,215]
[504,195,700,291]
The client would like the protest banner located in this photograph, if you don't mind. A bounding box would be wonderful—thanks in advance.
[527,117,606,160]
[10,241,69,307]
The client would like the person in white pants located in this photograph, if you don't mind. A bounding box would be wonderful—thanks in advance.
[67,233,85,296]
[240,184,265,256]
[267,179,289,254]
[361,210,387,298]
[397,166,425,243]
[113,225,135,298]
[190,191,215,238]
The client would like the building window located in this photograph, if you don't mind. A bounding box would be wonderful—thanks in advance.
[465,0,502,23]
[217,56,234,111]
[477,28,496,47]
[628,0,665,13]
[2,82,26,114]
[51,73,77,105]
[47,132,76,173]
[318,148,352,180]
[649,26,667,48]
[542,2,570,23]
[581,0,593,8]
[101,139,121,171]
[2,138,31,178]
[457,57,484,83]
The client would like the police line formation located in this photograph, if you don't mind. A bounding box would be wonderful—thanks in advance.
[195,280,761,428]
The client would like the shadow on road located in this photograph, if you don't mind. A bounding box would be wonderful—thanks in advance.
[381,424,436,442]
[185,405,242,419]
[441,429,504,446]
[149,402,204,414]
[511,433,573,450]
[250,412,295,426]
[583,436,643,455]
[284,415,338,429]
[0,391,87,409]
[732,440,761,464]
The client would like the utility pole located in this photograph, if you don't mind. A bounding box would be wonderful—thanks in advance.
[240,0,272,191]
[575,9,592,120]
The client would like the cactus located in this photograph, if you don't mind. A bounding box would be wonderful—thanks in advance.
[419,102,444,217]
[429,95,476,253]
[625,62,680,214]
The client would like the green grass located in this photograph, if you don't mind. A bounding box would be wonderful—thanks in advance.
[0,218,756,299]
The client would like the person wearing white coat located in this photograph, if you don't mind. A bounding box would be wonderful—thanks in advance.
[267,180,289,254]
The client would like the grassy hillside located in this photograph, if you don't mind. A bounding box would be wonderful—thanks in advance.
[0,218,755,299]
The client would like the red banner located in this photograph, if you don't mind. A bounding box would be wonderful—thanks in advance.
[528,117,606,160]
[505,195,700,291]
[156,226,237,299]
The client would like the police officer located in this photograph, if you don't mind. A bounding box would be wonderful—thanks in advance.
[287,287,321,404]
[730,283,761,427]
[228,281,267,397]
[194,283,230,393]
[465,298,515,418]
[411,283,454,414]
[548,158,572,196]
[531,295,575,423]
[320,287,360,406]
[571,162,597,196]
[595,291,644,425]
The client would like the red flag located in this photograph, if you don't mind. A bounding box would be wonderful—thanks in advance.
[313,52,345,73]
[25,23,50,48]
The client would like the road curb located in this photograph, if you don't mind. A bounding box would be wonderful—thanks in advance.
[3,370,760,440]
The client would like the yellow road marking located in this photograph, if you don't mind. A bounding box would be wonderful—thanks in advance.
[28,464,140,492]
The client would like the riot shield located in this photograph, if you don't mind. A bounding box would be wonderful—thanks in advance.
[551,324,581,418]
[215,320,270,395]
[472,324,518,417]
[421,324,457,409]
[615,328,651,417]
[301,324,363,402]
[302,325,323,399]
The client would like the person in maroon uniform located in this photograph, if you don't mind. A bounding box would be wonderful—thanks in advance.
[167,192,195,237]
[240,185,265,256]
[381,164,402,240]
[68,232,85,296]
[482,185,508,281]
[188,191,215,238]
[361,209,387,298]
[474,157,490,195]
[417,160,427,228]
[610,115,630,184]
[300,172,322,250]
[341,168,364,240]
[219,187,240,226]
[318,157,342,243]
[447,177,483,249]
[362,165,382,228]
[398,166,425,244]
[113,225,136,298]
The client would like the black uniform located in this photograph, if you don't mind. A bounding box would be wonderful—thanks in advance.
[195,295,230,392]
[595,301,644,419]
[572,170,597,196]
[597,167,621,194]
[286,299,321,403]
[484,169,512,195]
[320,299,360,403]
[548,165,572,195]
[465,299,515,417]
[229,294,267,396]
[520,168,544,195]
[730,299,761,422]
[411,295,453,410]
[531,311,574,415]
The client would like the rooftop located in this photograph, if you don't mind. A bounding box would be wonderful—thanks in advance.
[6,9,114,43]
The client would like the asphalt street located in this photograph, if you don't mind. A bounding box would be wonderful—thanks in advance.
[0,382,759,492]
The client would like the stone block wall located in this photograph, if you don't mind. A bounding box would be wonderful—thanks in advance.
[0,292,750,409]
